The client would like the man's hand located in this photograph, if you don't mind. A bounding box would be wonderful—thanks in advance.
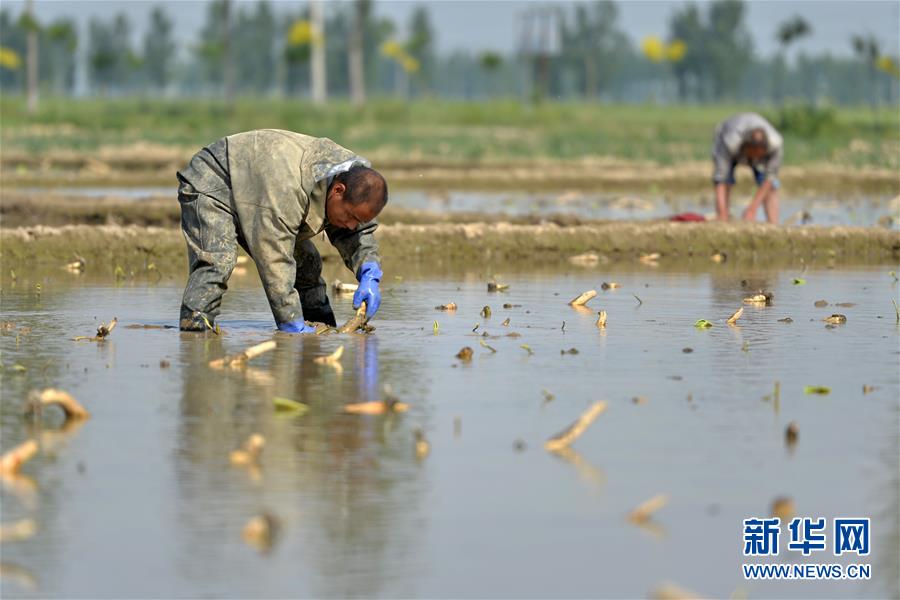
[743,179,773,222]
[353,261,382,318]
[277,320,317,334]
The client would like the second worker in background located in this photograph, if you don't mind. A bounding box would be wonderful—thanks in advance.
[712,112,783,224]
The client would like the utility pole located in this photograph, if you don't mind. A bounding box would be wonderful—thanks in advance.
[517,6,560,104]
[273,35,285,98]
[26,0,39,114]
[310,0,327,104]
[223,0,234,104]
[348,0,366,107]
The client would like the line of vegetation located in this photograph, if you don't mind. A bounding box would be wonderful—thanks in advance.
[1,98,897,169]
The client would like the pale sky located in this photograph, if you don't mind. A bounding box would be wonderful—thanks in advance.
[3,0,899,59]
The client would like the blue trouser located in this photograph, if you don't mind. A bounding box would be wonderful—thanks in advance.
[719,162,781,189]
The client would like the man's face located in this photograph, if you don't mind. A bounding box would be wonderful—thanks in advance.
[325,182,381,230]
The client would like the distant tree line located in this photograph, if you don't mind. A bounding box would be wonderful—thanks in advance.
[0,0,897,107]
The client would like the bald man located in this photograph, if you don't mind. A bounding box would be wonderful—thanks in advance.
[176,129,387,333]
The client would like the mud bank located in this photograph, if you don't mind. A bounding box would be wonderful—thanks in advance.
[1,151,897,194]
[2,222,897,270]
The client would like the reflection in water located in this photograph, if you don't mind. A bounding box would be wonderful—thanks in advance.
[12,186,899,227]
[26,418,88,457]
[548,446,606,489]
[0,418,89,516]
[0,266,896,597]
[631,518,668,542]
[0,562,39,592]
[0,472,39,511]
[872,405,900,600]
[357,336,380,404]
[173,333,427,597]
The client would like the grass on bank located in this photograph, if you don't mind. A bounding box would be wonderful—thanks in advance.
[1,96,898,169]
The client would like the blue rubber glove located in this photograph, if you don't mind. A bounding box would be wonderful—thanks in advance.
[353,261,382,318]
[277,320,317,334]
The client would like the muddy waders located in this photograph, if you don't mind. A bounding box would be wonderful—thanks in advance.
[177,130,379,331]
[178,180,337,330]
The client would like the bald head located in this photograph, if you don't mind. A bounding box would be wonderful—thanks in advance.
[325,165,389,230]
[333,166,388,211]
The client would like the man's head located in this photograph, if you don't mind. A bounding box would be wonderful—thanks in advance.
[325,166,388,230]
[740,128,769,161]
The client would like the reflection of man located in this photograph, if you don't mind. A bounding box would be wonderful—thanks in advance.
[712,113,783,224]
[173,335,425,596]
[176,129,386,333]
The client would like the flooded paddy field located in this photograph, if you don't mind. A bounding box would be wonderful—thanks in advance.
[392,189,899,228]
[2,150,898,198]
[1,262,898,598]
[6,186,899,228]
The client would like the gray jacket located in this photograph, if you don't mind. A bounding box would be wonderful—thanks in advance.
[179,129,381,324]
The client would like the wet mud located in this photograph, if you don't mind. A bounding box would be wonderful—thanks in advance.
[2,221,898,273]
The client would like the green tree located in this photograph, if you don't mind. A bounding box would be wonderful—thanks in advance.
[39,19,77,95]
[773,15,811,104]
[668,4,704,100]
[777,15,811,47]
[281,7,310,95]
[668,0,752,101]
[405,6,434,94]
[143,7,175,93]
[325,3,351,96]
[561,1,628,98]
[705,0,753,99]
[851,34,881,109]
[477,51,503,98]
[850,33,891,120]
[195,0,231,95]
[0,9,27,92]
[368,14,395,95]
[233,1,276,93]
[88,13,135,94]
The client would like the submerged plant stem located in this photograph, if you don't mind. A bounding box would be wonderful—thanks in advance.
[209,340,276,369]
[544,401,608,451]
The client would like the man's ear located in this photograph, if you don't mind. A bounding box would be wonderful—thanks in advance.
[330,181,346,201]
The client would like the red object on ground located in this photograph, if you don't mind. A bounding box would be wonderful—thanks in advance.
[670,212,707,222]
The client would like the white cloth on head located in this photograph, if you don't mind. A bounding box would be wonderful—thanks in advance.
[325,157,372,188]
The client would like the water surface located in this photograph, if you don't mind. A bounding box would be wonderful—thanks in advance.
[18,186,899,227]
[1,265,898,598]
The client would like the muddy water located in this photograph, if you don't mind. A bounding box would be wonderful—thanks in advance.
[19,186,899,227]
[1,265,898,598]
[389,190,898,228]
